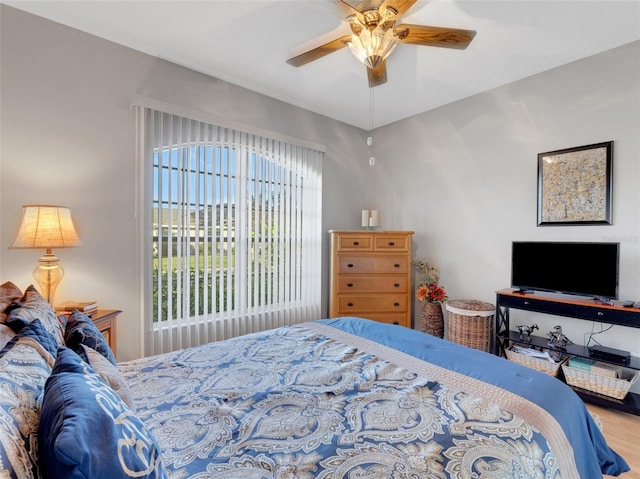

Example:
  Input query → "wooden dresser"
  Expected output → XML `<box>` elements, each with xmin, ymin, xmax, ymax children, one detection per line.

<box><xmin>329</xmin><ymin>230</ymin><xmax>414</xmax><ymax>327</ymax></box>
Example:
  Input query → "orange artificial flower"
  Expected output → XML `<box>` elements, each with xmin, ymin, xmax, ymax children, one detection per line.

<box><xmin>416</xmin><ymin>282</ymin><xmax>448</xmax><ymax>303</ymax></box>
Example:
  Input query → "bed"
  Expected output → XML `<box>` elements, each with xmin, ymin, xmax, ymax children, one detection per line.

<box><xmin>0</xmin><ymin>282</ymin><xmax>631</xmax><ymax>478</ymax></box>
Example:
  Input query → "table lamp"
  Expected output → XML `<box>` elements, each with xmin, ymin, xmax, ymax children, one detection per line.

<box><xmin>10</xmin><ymin>205</ymin><xmax>81</xmax><ymax>305</ymax></box>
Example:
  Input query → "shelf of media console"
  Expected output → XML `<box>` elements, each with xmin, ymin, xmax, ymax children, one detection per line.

<box><xmin>495</xmin><ymin>289</ymin><xmax>640</xmax><ymax>416</ymax></box>
<box><xmin>499</xmin><ymin>330</ymin><xmax>640</xmax><ymax>370</ymax></box>
<box><xmin>498</xmin><ymin>331</ymin><xmax>640</xmax><ymax>415</ymax></box>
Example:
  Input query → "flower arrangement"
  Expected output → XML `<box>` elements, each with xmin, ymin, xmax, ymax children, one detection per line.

<box><xmin>413</xmin><ymin>258</ymin><xmax>448</xmax><ymax>303</ymax></box>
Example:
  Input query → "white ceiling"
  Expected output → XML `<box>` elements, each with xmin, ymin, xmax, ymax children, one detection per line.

<box><xmin>5</xmin><ymin>0</ymin><xmax>640</xmax><ymax>129</ymax></box>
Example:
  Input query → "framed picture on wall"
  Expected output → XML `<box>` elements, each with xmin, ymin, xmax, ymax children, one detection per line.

<box><xmin>537</xmin><ymin>141</ymin><xmax>613</xmax><ymax>226</ymax></box>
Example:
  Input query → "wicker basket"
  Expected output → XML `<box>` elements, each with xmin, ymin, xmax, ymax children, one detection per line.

<box><xmin>562</xmin><ymin>365</ymin><xmax>638</xmax><ymax>400</ymax></box>
<box><xmin>506</xmin><ymin>347</ymin><xmax>568</xmax><ymax>376</ymax></box>
<box><xmin>446</xmin><ymin>299</ymin><xmax>494</xmax><ymax>352</ymax></box>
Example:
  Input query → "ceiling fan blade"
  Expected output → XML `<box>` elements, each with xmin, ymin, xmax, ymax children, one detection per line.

<box><xmin>380</xmin><ymin>0</ymin><xmax>417</xmax><ymax>18</ymax></box>
<box><xmin>367</xmin><ymin>60</ymin><xmax>387</xmax><ymax>87</ymax></box>
<box><xmin>286</xmin><ymin>35</ymin><xmax>352</xmax><ymax>67</ymax></box>
<box><xmin>394</xmin><ymin>24</ymin><xmax>476</xmax><ymax>49</ymax></box>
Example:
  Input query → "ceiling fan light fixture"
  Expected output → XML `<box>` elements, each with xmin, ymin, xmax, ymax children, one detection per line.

<box><xmin>348</xmin><ymin>23</ymin><xmax>397</xmax><ymax>69</ymax></box>
<box><xmin>287</xmin><ymin>1</ymin><xmax>476</xmax><ymax>88</ymax></box>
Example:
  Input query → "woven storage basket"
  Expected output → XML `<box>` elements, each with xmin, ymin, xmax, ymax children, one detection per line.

<box><xmin>506</xmin><ymin>347</ymin><xmax>568</xmax><ymax>376</ymax></box>
<box><xmin>445</xmin><ymin>299</ymin><xmax>495</xmax><ymax>352</ymax></box>
<box><xmin>562</xmin><ymin>365</ymin><xmax>638</xmax><ymax>400</ymax></box>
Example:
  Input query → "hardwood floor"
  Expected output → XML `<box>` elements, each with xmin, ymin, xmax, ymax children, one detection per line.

<box><xmin>586</xmin><ymin>404</ymin><xmax>640</xmax><ymax>479</ymax></box>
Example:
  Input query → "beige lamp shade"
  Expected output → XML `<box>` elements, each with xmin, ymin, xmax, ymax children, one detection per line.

<box><xmin>11</xmin><ymin>205</ymin><xmax>81</xmax><ymax>249</ymax></box>
<box><xmin>10</xmin><ymin>205</ymin><xmax>81</xmax><ymax>305</ymax></box>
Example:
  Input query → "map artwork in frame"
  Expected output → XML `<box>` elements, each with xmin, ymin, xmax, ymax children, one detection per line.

<box><xmin>537</xmin><ymin>141</ymin><xmax>613</xmax><ymax>225</ymax></box>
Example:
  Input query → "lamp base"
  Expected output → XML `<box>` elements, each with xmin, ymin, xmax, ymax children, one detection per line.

<box><xmin>34</xmin><ymin>252</ymin><xmax>64</xmax><ymax>306</ymax></box>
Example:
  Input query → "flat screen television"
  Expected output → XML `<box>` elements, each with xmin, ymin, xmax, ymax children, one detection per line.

<box><xmin>511</xmin><ymin>241</ymin><xmax>620</xmax><ymax>300</ymax></box>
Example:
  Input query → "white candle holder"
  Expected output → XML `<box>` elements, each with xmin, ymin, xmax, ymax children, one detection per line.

<box><xmin>361</xmin><ymin>209</ymin><xmax>379</xmax><ymax>230</ymax></box>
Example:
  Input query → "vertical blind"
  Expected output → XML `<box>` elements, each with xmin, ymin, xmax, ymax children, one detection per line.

<box><xmin>136</xmin><ymin>106</ymin><xmax>323</xmax><ymax>355</ymax></box>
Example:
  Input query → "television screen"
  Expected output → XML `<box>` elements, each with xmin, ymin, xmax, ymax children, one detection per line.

<box><xmin>511</xmin><ymin>241</ymin><xmax>619</xmax><ymax>299</ymax></box>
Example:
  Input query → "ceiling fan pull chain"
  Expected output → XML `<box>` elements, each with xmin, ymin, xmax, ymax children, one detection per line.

<box><xmin>369</xmin><ymin>87</ymin><xmax>375</xmax><ymax>166</ymax></box>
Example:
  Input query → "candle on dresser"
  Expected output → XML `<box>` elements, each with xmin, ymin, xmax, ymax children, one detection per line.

<box><xmin>361</xmin><ymin>210</ymin><xmax>370</xmax><ymax>227</ymax></box>
<box><xmin>369</xmin><ymin>210</ymin><xmax>378</xmax><ymax>227</ymax></box>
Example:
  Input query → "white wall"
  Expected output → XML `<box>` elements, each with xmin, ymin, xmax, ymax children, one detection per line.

<box><xmin>367</xmin><ymin>41</ymin><xmax>640</xmax><ymax>391</ymax></box>
<box><xmin>0</xmin><ymin>5</ymin><xmax>369</xmax><ymax>360</ymax></box>
<box><xmin>2</xmin><ymin>6</ymin><xmax>639</xmax><ymax>394</ymax></box>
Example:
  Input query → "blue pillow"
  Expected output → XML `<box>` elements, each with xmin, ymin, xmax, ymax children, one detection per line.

<box><xmin>39</xmin><ymin>347</ymin><xmax>167</xmax><ymax>479</ymax></box>
<box><xmin>5</xmin><ymin>285</ymin><xmax>66</xmax><ymax>347</ymax></box>
<box><xmin>0</xmin><ymin>320</ymin><xmax>56</xmax><ymax>479</ymax></box>
<box><xmin>2</xmin><ymin>317</ymin><xmax>59</xmax><ymax>359</ymax></box>
<box><xmin>64</xmin><ymin>309</ymin><xmax>116</xmax><ymax>365</ymax></box>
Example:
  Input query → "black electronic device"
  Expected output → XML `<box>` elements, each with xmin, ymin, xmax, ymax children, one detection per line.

<box><xmin>588</xmin><ymin>344</ymin><xmax>631</xmax><ymax>365</ymax></box>
<box><xmin>511</xmin><ymin>241</ymin><xmax>620</xmax><ymax>299</ymax></box>
<box><xmin>622</xmin><ymin>300</ymin><xmax>635</xmax><ymax>307</ymax></box>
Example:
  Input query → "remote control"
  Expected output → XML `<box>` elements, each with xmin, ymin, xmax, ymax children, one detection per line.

<box><xmin>622</xmin><ymin>300</ymin><xmax>635</xmax><ymax>307</ymax></box>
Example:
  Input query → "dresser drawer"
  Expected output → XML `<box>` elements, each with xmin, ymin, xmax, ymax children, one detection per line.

<box><xmin>338</xmin><ymin>256</ymin><xmax>409</xmax><ymax>274</ymax></box>
<box><xmin>374</xmin><ymin>235</ymin><xmax>410</xmax><ymax>252</ymax></box>
<box><xmin>336</xmin><ymin>234</ymin><xmax>373</xmax><ymax>251</ymax></box>
<box><xmin>498</xmin><ymin>293</ymin><xmax>640</xmax><ymax>328</ymax></box>
<box><xmin>337</xmin><ymin>276</ymin><xmax>408</xmax><ymax>293</ymax></box>
<box><xmin>337</xmin><ymin>294</ymin><xmax>408</xmax><ymax>314</ymax></box>
<box><xmin>335</xmin><ymin>312</ymin><xmax>409</xmax><ymax>327</ymax></box>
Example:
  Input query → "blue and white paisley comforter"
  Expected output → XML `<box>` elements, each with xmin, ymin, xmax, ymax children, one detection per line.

<box><xmin>118</xmin><ymin>317</ymin><xmax>628</xmax><ymax>479</ymax></box>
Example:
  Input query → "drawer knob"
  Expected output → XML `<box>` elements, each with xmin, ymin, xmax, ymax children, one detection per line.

<box><xmin>394</xmin><ymin>302</ymin><xmax>400</xmax><ymax>307</ymax></box>
<box><xmin>347</xmin><ymin>302</ymin><xmax>354</xmax><ymax>307</ymax></box>
<box><xmin>394</xmin><ymin>264</ymin><xmax>400</xmax><ymax>268</ymax></box>
<box><xmin>597</xmin><ymin>311</ymin><xmax>604</xmax><ymax>317</ymax></box>
<box><xmin>353</xmin><ymin>241</ymin><xmax>360</xmax><ymax>246</ymax></box>
<box><xmin>394</xmin><ymin>283</ymin><xmax>400</xmax><ymax>288</ymax></box>
<box><xmin>389</xmin><ymin>241</ymin><xmax>395</xmax><ymax>246</ymax></box>
<box><xmin>524</xmin><ymin>301</ymin><xmax>530</xmax><ymax>305</ymax></box>
<box><xmin>347</xmin><ymin>283</ymin><xmax>354</xmax><ymax>288</ymax></box>
<box><xmin>347</xmin><ymin>263</ymin><xmax>354</xmax><ymax>268</ymax></box>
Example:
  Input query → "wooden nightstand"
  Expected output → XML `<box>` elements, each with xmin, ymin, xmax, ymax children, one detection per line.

<box><xmin>88</xmin><ymin>310</ymin><xmax>121</xmax><ymax>357</ymax></box>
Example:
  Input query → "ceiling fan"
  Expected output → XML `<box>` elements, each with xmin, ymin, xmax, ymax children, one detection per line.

<box><xmin>286</xmin><ymin>0</ymin><xmax>476</xmax><ymax>88</ymax></box>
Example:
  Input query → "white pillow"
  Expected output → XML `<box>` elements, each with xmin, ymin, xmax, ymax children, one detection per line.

<box><xmin>79</xmin><ymin>344</ymin><xmax>135</xmax><ymax>409</ymax></box>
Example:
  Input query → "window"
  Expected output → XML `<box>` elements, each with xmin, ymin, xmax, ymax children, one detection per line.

<box><xmin>137</xmin><ymin>106</ymin><xmax>323</xmax><ymax>354</ymax></box>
